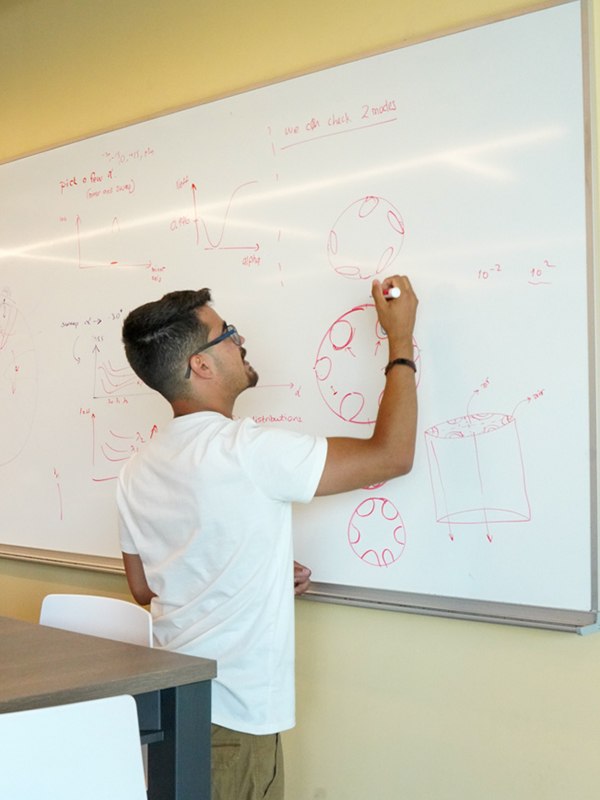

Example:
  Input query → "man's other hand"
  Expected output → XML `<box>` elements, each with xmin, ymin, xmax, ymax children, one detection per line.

<box><xmin>294</xmin><ymin>561</ymin><xmax>312</xmax><ymax>595</ymax></box>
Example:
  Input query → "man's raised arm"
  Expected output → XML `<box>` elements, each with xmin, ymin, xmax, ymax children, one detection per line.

<box><xmin>315</xmin><ymin>274</ymin><xmax>418</xmax><ymax>497</ymax></box>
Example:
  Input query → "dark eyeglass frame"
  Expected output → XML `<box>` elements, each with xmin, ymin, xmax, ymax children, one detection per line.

<box><xmin>185</xmin><ymin>324</ymin><xmax>241</xmax><ymax>379</ymax></box>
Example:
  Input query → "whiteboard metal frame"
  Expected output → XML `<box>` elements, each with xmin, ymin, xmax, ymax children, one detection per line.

<box><xmin>301</xmin><ymin>582</ymin><xmax>598</xmax><ymax>633</ymax></box>
<box><xmin>0</xmin><ymin>0</ymin><xmax>597</xmax><ymax>633</ymax></box>
<box><xmin>582</xmin><ymin>0</ymin><xmax>600</xmax><ymax>630</ymax></box>
<box><xmin>0</xmin><ymin>545</ymin><xmax>124</xmax><ymax>574</ymax></box>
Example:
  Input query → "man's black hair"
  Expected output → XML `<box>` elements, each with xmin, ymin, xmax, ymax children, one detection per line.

<box><xmin>122</xmin><ymin>289</ymin><xmax>212</xmax><ymax>402</ymax></box>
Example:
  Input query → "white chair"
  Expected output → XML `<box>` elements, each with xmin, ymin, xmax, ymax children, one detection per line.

<box><xmin>39</xmin><ymin>593</ymin><xmax>152</xmax><ymax>647</ymax></box>
<box><xmin>0</xmin><ymin>694</ymin><xmax>147</xmax><ymax>800</ymax></box>
<box><xmin>40</xmin><ymin>593</ymin><xmax>154</xmax><ymax>784</ymax></box>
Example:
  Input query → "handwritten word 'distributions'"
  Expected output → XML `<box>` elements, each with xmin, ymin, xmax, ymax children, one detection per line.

<box><xmin>252</xmin><ymin>414</ymin><xmax>303</xmax><ymax>424</ymax></box>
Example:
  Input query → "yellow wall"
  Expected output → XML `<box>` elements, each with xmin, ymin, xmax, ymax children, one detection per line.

<box><xmin>1</xmin><ymin>1</ymin><xmax>599</xmax><ymax>798</ymax></box>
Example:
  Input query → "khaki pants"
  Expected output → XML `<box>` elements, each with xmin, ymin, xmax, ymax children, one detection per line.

<box><xmin>211</xmin><ymin>724</ymin><xmax>284</xmax><ymax>800</ymax></box>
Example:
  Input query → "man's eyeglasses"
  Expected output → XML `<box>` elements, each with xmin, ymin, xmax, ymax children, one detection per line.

<box><xmin>185</xmin><ymin>324</ymin><xmax>241</xmax><ymax>378</ymax></box>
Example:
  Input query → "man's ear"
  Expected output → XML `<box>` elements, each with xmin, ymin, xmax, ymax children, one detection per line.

<box><xmin>188</xmin><ymin>353</ymin><xmax>214</xmax><ymax>380</ymax></box>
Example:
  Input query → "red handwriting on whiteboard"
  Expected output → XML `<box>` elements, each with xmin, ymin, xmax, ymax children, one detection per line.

<box><xmin>170</xmin><ymin>216</ymin><xmax>191</xmax><ymax>231</ymax></box>
<box><xmin>252</xmin><ymin>414</ymin><xmax>304</xmax><ymax>424</ymax></box>
<box><xmin>278</xmin><ymin>99</ymin><xmax>398</xmax><ymax>151</ymax></box>
<box><xmin>283</xmin><ymin>100</ymin><xmax>396</xmax><ymax>138</ymax></box>
<box><xmin>329</xmin><ymin>112</ymin><xmax>351</xmax><ymax>127</ymax></box>
<box><xmin>59</xmin><ymin>177</ymin><xmax>78</xmax><ymax>194</ymax></box>
<box><xmin>511</xmin><ymin>389</ymin><xmax>546</xmax><ymax>417</ymax></box>
<box><xmin>100</xmin><ymin>147</ymin><xmax>155</xmax><ymax>164</ymax></box>
<box><xmin>478</xmin><ymin>264</ymin><xmax>502</xmax><ymax>280</ymax></box>
<box><xmin>60</xmin><ymin>170</ymin><xmax>115</xmax><ymax>194</ymax></box>
<box><xmin>150</xmin><ymin>264</ymin><xmax>166</xmax><ymax>283</ymax></box>
<box><xmin>361</xmin><ymin>100</ymin><xmax>397</xmax><ymax>120</ymax></box>
<box><xmin>529</xmin><ymin>260</ymin><xmax>556</xmax><ymax>286</ymax></box>
<box><xmin>242</xmin><ymin>254</ymin><xmax>261</xmax><ymax>267</ymax></box>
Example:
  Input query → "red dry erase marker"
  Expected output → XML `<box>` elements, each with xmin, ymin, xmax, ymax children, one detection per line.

<box><xmin>382</xmin><ymin>287</ymin><xmax>401</xmax><ymax>299</ymax></box>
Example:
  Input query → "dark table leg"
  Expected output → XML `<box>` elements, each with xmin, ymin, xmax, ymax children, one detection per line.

<box><xmin>147</xmin><ymin>681</ymin><xmax>212</xmax><ymax>800</ymax></box>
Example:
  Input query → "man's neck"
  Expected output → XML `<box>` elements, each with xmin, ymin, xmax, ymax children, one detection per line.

<box><xmin>171</xmin><ymin>396</ymin><xmax>234</xmax><ymax>419</ymax></box>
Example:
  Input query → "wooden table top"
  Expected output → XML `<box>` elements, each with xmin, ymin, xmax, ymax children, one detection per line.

<box><xmin>0</xmin><ymin>615</ymin><xmax>216</xmax><ymax>714</ymax></box>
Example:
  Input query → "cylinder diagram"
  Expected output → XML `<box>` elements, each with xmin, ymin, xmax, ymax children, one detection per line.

<box><xmin>425</xmin><ymin>413</ymin><xmax>531</xmax><ymax>533</ymax></box>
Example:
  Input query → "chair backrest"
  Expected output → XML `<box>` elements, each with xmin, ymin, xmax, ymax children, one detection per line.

<box><xmin>40</xmin><ymin>594</ymin><xmax>152</xmax><ymax>647</ymax></box>
<box><xmin>0</xmin><ymin>695</ymin><xmax>147</xmax><ymax>800</ymax></box>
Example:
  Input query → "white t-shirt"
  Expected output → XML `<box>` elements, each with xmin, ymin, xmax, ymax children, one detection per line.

<box><xmin>117</xmin><ymin>411</ymin><xmax>327</xmax><ymax>735</ymax></box>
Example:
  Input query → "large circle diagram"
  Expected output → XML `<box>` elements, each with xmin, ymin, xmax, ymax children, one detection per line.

<box><xmin>0</xmin><ymin>296</ymin><xmax>37</xmax><ymax>465</ymax></box>
<box><xmin>314</xmin><ymin>304</ymin><xmax>420</xmax><ymax>425</ymax></box>
<box><xmin>348</xmin><ymin>497</ymin><xmax>406</xmax><ymax>567</ymax></box>
<box><xmin>327</xmin><ymin>196</ymin><xmax>405</xmax><ymax>280</ymax></box>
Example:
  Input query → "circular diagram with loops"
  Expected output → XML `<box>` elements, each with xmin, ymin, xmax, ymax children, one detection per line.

<box><xmin>327</xmin><ymin>196</ymin><xmax>405</xmax><ymax>280</ymax></box>
<box><xmin>314</xmin><ymin>303</ymin><xmax>420</xmax><ymax>425</ymax></box>
<box><xmin>348</xmin><ymin>497</ymin><xmax>407</xmax><ymax>567</ymax></box>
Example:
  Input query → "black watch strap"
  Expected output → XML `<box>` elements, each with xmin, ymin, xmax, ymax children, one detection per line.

<box><xmin>384</xmin><ymin>358</ymin><xmax>417</xmax><ymax>376</ymax></box>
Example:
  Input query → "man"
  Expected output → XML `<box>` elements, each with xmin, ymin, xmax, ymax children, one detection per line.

<box><xmin>117</xmin><ymin>275</ymin><xmax>418</xmax><ymax>800</ymax></box>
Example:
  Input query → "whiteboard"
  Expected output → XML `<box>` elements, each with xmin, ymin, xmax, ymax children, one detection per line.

<box><xmin>0</xmin><ymin>0</ymin><xmax>596</xmax><ymax>630</ymax></box>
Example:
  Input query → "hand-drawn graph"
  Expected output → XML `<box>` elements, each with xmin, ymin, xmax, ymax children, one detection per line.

<box><xmin>93</xmin><ymin>345</ymin><xmax>153</xmax><ymax>400</ymax></box>
<box><xmin>0</xmin><ymin>294</ymin><xmax>37</xmax><ymax>465</ymax></box>
<box><xmin>92</xmin><ymin>415</ymin><xmax>158</xmax><ymax>482</ymax></box>
<box><xmin>192</xmin><ymin>181</ymin><xmax>261</xmax><ymax>252</ymax></box>
<box><xmin>327</xmin><ymin>196</ymin><xmax>405</xmax><ymax>280</ymax></box>
<box><xmin>314</xmin><ymin>304</ymin><xmax>419</xmax><ymax>424</ymax></box>
<box><xmin>425</xmin><ymin>413</ymin><xmax>530</xmax><ymax>542</ymax></box>
<box><xmin>348</xmin><ymin>497</ymin><xmax>406</xmax><ymax>567</ymax></box>
<box><xmin>76</xmin><ymin>215</ymin><xmax>152</xmax><ymax>270</ymax></box>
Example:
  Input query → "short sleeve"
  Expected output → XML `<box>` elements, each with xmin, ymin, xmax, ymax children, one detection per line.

<box><xmin>116</xmin><ymin>478</ymin><xmax>140</xmax><ymax>555</ymax></box>
<box><xmin>237</xmin><ymin>421</ymin><xmax>327</xmax><ymax>503</ymax></box>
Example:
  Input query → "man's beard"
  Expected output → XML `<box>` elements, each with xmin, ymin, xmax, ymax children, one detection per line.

<box><xmin>247</xmin><ymin>367</ymin><xmax>259</xmax><ymax>388</ymax></box>
<box><xmin>241</xmin><ymin>348</ymin><xmax>259</xmax><ymax>388</ymax></box>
